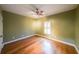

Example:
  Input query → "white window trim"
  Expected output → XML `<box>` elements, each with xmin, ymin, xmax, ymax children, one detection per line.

<box><xmin>44</xmin><ymin>21</ymin><xmax>51</xmax><ymax>35</ymax></box>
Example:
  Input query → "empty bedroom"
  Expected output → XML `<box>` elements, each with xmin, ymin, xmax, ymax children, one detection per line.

<box><xmin>0</xmin><ymin>4</ymin><xmax>79</xmax><ymax>54</ymax></box>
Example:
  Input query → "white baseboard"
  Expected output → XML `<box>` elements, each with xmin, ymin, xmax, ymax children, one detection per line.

<box><xmin>2</xmin><ymin>34</ymin><xmax>79</xmax><ymax>54</ymax></box>
<box><xmin>36</xmin><ymin>34</ymin><xmax>79</xmax><ymax>53</ymax></box>
<box><xmin>3</xmin><ymin>34</ymin><xmax>36</xmax><ymax>45</ymax></box>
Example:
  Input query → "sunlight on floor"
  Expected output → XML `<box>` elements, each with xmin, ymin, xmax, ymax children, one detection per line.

<box><xmin>40</xmin><ymin>38</ymin><xmax>56</xmax><ymax>54</ymax></box>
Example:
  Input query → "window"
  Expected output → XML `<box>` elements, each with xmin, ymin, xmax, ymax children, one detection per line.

<box><xmin>44</xmin><ymin>21</ymin><xmax>51</xmax><ymax>35</ymax></box>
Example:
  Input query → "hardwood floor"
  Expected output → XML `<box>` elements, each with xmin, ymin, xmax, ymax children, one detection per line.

<box><xmin>1</xmin><ymin>35</ymin><xmax>78</xmax><ymax>54</ymax></box>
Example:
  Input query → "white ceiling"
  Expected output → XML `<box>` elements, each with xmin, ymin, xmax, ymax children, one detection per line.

<box><xmin>0</xmin><ymin>4</ymin><xmax>78</xmax><ymax>18</ymax></box>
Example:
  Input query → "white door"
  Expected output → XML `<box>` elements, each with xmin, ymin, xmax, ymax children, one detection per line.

<box><xmin>0</xmin><ymin>9</ymin><xmax>3</xmax><ymax>53</ymax></box>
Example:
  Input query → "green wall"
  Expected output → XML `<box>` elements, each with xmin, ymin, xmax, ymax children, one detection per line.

<box><xmin>48</xmin><ymin>9</ymin><xmax>76</xmax><ymax>44</ymax></box>
<box><xmin>3</xmin><ymin>8</ymin><xmax>78</xmax><ymax>46</ymax></box>
<box><xmin>35</xmin><ymin>17</ymin><xmax>47</xmax><ymax>35</ymax></box>
<box><xmin>37</xmin><ymin>9</ymin><xmax>76</xmax><ymax>44</ymax></box>
<box><xmin>3</xmin><ymin>11</ymin><xmax>35</xmax><ymax>43</ymax></box>
<box><xmin>0</xmin><ymin>8</ymin><xmax>3</xmax><ymax>53</ymax></box>
<box><xmin>76</xmin><ymin>6</ymin><xmax>79</xmax><ymax>49</ymax></box>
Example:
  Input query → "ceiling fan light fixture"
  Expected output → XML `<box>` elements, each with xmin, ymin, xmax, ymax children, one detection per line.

<box><xmin>35</xmin><ymin>8</ymin><xmax>44</xmax><ymax>16</ymax></box>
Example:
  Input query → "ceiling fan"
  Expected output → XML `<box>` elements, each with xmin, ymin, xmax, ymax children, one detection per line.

<box><xmin>27</xmin><ymin>4</ymin><xmax>45</xmax><ymax>18</ymax></box>
<box><xmin>35</xmin><ymin>8</ymin><xmax>44</xmax><ymax>15</ymax></box>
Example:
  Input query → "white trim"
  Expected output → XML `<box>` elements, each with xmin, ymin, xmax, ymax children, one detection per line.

<box><xmin>3</xmin><ymin>34</ymin><xmax>36</xmax><ymax>45</ymax></box>
<box><xmin>73</xmin><ymin>45</ymin><xmax>79</xmax><ymax>54</ymax></box>
<box><xmin>36</xmin><ymin>34</ymin><xmax>79</xmax><ymax>53</ymax></box>
<box><xmin>2</xmin><ymin>34</ymin><xmax>79</xmax><ymax>53</ymax></box>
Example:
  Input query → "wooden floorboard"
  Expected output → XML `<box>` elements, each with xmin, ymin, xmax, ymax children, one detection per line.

<box><xmin>1</xmin><ymin>35</ymin><xmax>78</xmax><ymax>54</ymax></box>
